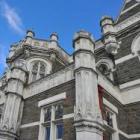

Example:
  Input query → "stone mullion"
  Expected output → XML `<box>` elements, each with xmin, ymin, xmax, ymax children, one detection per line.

<box><xmin>50</xmin><ymin>105</ymin><xmax>56</xmax><ymax>140</ymax></box>
<box><xmin>37</xmin><ymin>62</ymin><xmax>41</xmax><ymax>80</ymax></box>
<box><xmin>112</xmin><ymin>114</ymin><xmax>119</xmax><ymax>140</ymax></box>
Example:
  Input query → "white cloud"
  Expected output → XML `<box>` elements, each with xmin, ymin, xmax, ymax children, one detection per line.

<box><xmin>0</xmin><ymin>1</ymin><xmax>24</xmax><ymax>35</ymax></box>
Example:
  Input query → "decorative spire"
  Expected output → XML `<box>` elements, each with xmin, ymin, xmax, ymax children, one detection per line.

<box><xmin>26</xmin><ymin>29</ymin><xmax>35</xmax><ymax>38</ymax></box>
<box><xmin>50</xmin><ymin>32</ymin><xmax>58</xmax><ymax>41</ymax></box>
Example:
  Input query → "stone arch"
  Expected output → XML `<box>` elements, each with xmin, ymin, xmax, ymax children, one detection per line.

<box><xmin>96</xmin><ymin>58</ymin><xmax>114</xmax><ymax>80</ymax></box>
<box><xmin>27</xmin><ymin>58</ymin><xmax>52</xmax><ymax>82</ymax></box>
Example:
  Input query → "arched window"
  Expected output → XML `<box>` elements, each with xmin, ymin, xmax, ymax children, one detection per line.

<box><xmin>31</xmin><ymin>61</ymin><xmax>46</xmax><ymax>82</ymax></box>
<box><xmin>96</xmin><ymin>58</ymin><xmax>114</xmax><ymax>81</ymax></box>
<box><xmin>98</xmin><ymin>64</ymin><xmax>110</xmax><ymax>76</ymax></box>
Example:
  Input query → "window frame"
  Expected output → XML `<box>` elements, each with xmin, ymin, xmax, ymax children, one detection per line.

<box><xmin>31</xmin><ymin>61</ymin><xmax>47</xmax><ymax>82</ymax></box>
<box><xmin>102</xmin><ymin>98</ymin><xmax>119</xmax><ymax>140</ymax></box>
<box><xmin>38</xmin><ymin>93</ymin><xmax>66</xmax><ymax>140</ymax></box>
<box><xmin>27</xmin><ymin>58</ymin><xmax>52</xmax><ymax>83</ymax></box>
<box><xmin>42</xmin><ymin>103</ymin><xmax>64</xmax><ymax>140</ymax></box>
<box><xmin>96</xmin><ymin>58</ymin><xmax>114</xmax><ymax>81</ymax></box>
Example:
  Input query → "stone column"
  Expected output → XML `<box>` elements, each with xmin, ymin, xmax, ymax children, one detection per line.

<box><xmin>73</xmin><ymin>31</ymin><xmax>104</xmax><ymax>140</ymax></box>
<box><xmin>0</xmin><ymin>60</ymin><xmax>27</xmax><ymax>140</ymax></box>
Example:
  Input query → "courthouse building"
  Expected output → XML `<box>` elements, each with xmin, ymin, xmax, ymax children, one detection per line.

<box><xmin>1</xmin><ymin>0</ymin><xmax>140</xmax><ymax>139</ymax></box>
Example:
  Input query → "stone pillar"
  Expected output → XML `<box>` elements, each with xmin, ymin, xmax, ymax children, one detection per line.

<box><xmin>73</xmin><ymin>31</ymin><xmax>104</xmax><ymax>140</ymax></box>
<box><xmin>25</xmin><ymin>29</ymin><xmax>35</xmax><ymax>45</ymax></box>
<box><xmin>100</xmin><ymin>16</ymin><xmax>119</xmax><ymax>55</ymax></box>
<box><xmin>0</xmin><ymin>60</ymin><xmax>27</xmax><ymax>140</ymax></box>
<box><xmin>50</xmin><ymin>32</ymin><xmax>58</xmax><ymax>42</ymax></box>
<box><xmin>49</xmin><ymin>32</ymin><xmax>59</xmax><ymax>51</ymax></box>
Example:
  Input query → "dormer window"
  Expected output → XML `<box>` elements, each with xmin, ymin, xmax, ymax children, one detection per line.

<box><xmin>31</xmin><ymin>61</ymin><xmax>46</xmax><ymax>82</ymax></box>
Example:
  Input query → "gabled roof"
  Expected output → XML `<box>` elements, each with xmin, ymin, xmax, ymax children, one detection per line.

<box><xmin>116</xmin><ymin>0</ymin><xmax>140</xmax><ymax>24</ymax></box>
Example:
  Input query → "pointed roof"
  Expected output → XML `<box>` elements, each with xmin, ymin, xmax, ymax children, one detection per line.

<box><xmin>116</xmin><ymin>0</ymin><xmax>140</xmax><ymax>23</ymax></box>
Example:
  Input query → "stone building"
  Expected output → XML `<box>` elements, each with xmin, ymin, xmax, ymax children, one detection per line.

<box><xmin>0</xmin><ymin>0</ymin><xmax>140</xmax><ymax>139</ymax></box>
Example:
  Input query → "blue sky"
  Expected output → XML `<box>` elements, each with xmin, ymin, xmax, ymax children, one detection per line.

<box><xmin>0</xmin><ymin>0</ymin><xmax>123</xmax><ymax>76</ymax></box>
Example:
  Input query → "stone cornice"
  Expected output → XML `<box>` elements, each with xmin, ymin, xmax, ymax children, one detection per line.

<box><xmin>115</xmin><ymin>12</ymin><xmax>140</xmax><ymax>32</ymax></box>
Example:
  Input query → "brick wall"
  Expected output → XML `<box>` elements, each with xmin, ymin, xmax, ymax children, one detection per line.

<box><xmin>116</xmin><ymin>56</ymin><xmax>140</xmax><ymax>84</ymax></box>
<box><xmin>19</xmin><ymin>126</ymin><xmax>39</xmax><ymax>140</ymax></box>
<box><xmin>19</xmin><ymin>80</ymin><xmax>75</xmax><ymax>140</ymax></box>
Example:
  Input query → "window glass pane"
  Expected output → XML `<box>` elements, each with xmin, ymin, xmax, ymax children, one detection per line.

<box><xmin>98</xmin><ymin>64</ymin><xmax>109</xmax><ymax>75</ymax></box>
<box><xmin>103</xmin><ymin>107</ymin><xmax>113</xmax><ymax>127</ymax></box>
<box><xmin>44</xmin><ymin>107</ymin><xmax>51</xmax><ymax>122</ymax></box>
<box><xmin>46</xmin><ymin>127</ymin><xmax>50</xmax><ymax>140</ymax></box>
<box><xmin>56</xmin><ymin>124</ymin><xmax>63</xmax><ymax>139</ymax></box>
<box><xmin>55</xmin><ymin>104</ymin><xmax>63</xmax><ymax>119</ymax></box>
<box><xmin>32</xmin><ymin>72</ymin><xmax>37</xmax><ymax>81</ymax></box>
<box><xmin>32</xmin><ymin>62</ymin><xmax>39</xmax><ymax>73</ymax></box>
<box><xmin>31</xmin><ymin>62</ymin><xmax>39</xmax><ymax>82</ymax></box>
<box><xmin>39</xmin><ymin>63</ymin><xmax>46</xmax><ymax>78</ymax></box>
<box><xmin>40</xmin><ymin>63</ymin><xmax>45</xmax><ymax>73</ymax></box>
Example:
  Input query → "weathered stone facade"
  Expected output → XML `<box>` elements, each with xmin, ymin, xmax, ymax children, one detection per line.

<box><xmin>1</xmin><ymin>0</ymin><xmax>140</xmax><ymax>140</ymax></box>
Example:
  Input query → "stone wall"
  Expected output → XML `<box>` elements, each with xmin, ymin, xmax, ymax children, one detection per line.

<box><xmin>19</xmin><ymin>126</ymin><xmax>39</xmax><ymax>140</ymax></box>
<box><xmin>125</xmin><ymin>102</ymin><xmax>140</xmax><ymax>134</ymax></box>
<box><xmin>116</xmin><ymin>56</ymin><xmax>140</xmax><ymax>84</ymax></box>
<box><xmin>115</xmin><ymin>29</ymin><xmax>140</xmax><ymax>60</ymax></box>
